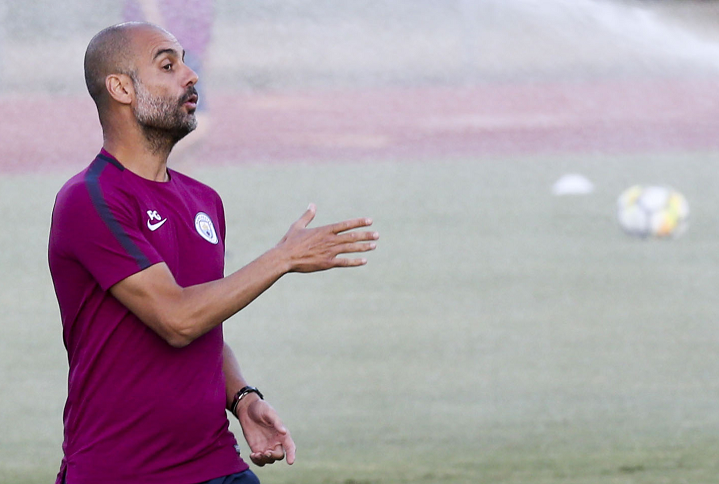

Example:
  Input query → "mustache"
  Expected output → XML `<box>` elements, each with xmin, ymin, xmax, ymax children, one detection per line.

<box><xmin>180</xmin><ymin>86</ymin><xmax>199</xmax><ymax>105</ymax></box>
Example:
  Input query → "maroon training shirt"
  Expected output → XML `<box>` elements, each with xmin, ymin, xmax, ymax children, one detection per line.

<box><xmin>48</xmin><ymin>150</ymin><xmax>248</xmax><ymax>484</ymax></box>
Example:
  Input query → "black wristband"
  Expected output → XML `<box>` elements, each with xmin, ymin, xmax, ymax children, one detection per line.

<box><xmin>230</xmin><ymin>386</ymin><xmax>264</xmax><ymax>415</ymax></box>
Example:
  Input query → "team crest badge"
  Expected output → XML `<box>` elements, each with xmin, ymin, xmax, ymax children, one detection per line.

<box><xmin>194</xmin><ymin>212</ymin><xmax>218</xmax><ymax>244</ymax></box>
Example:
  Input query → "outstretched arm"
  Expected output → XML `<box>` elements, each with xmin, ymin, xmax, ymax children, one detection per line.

<box><xmin>223</xmin><ymin>344</ymin><xmax>296</xmax><ymax>466</ymax></box>
<box><xmin>109</xmin><ymin>204</ymin><xmax>378</xmax><ymax>347</ymax></box>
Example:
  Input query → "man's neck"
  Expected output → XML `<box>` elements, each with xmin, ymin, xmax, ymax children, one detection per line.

<box><xmin>103</xmin><ymin>127</ymin><xmax>173</xmax><ymax>182</ymax></box>
<box><xmin>103</xmin><ymin>140</ymin><xmax>170</xmax><ymax>182</ymax></box>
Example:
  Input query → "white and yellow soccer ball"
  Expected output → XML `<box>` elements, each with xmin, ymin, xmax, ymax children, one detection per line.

<box><xmin>617</xmin><ymin>185</ymin><xmax>689</xmax><ymax>238</ymax></box>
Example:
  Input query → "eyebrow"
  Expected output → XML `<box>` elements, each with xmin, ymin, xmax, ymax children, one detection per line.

<box><xmin>153</xmin><ymin>48</ymin><xmax>185</xmax><ymax>61</ymax></box>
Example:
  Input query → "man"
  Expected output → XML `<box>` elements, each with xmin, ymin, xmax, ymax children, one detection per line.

<box><xmin>48</xmin><ymin>22</ymin><xmax>378</xmax><ymax>484</ymax></box>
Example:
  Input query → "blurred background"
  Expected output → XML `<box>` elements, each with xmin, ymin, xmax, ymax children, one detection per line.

<box><xmin>5</xmin><ymin>0</ymin><xmax>719</xmax><ymax>170</ymax></box>
<box><xmin>4</xmin><ymin>1</ymin><xmax>719</xmax><ymax>483</ymax></box>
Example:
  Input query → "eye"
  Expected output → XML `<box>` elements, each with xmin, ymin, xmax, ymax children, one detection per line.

<box><xmin>162</xmin><ymin>63</ymin><xmax>173</xmax><ymax>71</ymax></box>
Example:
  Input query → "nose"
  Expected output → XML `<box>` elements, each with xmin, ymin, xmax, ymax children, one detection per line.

<box><xmin>184</xmin><ymin>64</ymin><xmax>199</xmax><ymax>88</ymax></box>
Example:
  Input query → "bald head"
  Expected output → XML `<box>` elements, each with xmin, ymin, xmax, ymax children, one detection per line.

<box><xmin>83</xmin><ymin>22</ymin><xmax>168</xmax><ymax>109</ymax></box>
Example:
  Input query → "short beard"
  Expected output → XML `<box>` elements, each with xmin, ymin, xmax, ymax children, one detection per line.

<box><xmin>131</xmin><ymin>75</ymin><xmax>198</xmax><ymax>155</ymax></box>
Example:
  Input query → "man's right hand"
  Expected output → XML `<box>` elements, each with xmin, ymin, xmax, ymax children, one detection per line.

<box><xmin>275</xmin><ymin>203</ymin><xmax>379</xmax><ymax>273</ymax></box>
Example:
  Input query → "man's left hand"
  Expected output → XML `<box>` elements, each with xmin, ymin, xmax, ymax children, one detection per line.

<box><xmin>236</xmin><ymin>396</ymin><xmax>296</xmax><ymax>466</ymax></box>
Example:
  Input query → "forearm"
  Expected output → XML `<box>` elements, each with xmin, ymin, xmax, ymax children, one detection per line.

<box><xmin>223</xmin><ymin>343</ymin><xmax>250</xmax><ymax>411</ymax></box>
<box><xmin>172</xmin><ymin>247</ymin><xmax>289</xmax><ymax>344</ymax></box>
<box><xmin>223</xmin><ymin>344</ymin><xmax>263</xmax><ymax>422</ymax></box>
<box><xmin>111</xmin><ymin>247</ymin><xmax>290</xmax><ymax>347</ymax></box>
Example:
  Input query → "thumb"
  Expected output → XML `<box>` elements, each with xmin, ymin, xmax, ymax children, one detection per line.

<box><xmin>295</xmin><ymin>203</ymin><xmax>316</xmax><ymax>228</ymax></box>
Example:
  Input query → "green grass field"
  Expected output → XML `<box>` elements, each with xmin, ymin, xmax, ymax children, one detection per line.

<box><xmin>4</xmin><ymin>152</ymin><xmax>719</xmax><ymax>483</ymax></box>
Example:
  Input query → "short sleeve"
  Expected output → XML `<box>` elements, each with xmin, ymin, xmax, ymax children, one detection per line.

<box><xmin>52</xmin><ymin>172</ymin><xmax>164</xmax><ymax>291</ymax></box>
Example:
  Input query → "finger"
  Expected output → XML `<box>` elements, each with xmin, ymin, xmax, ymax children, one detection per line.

<box><xmin>250</xmin><ymin>451</ymin><xmax>277</xmax><ymax>466</ymax></box>
<box><xmin>331</xmin><ymin>257</ymin><xmax>369</xmax><ymax>268</ymax></box>
<box><xmin>266</xmin><ymin>411</ymin><xmax>286</xmax><ymax>432</ymax></box>
<box><xmin>335</xmin><ymin>230</ymin><xmax>380</xmax><ymax>244</ymax></box>
<box><xmin>250</xmin><ymin>453</ymin><xmax>266</xmax><ymax>467</ymax></box>
<box><xmin>283</xmin><ymin>434</ymin><xmax>297</xmax><ymax>465</ymax></box>
<box><xmin>294</xmin><ymin>203</ymin><xmax>317</xmax><ymax>229</ymax></box>
<box><xmin>261</xmin><ymin>411</ymin><xmax>288</xmax><ymax>437</ymax></box>
<box><xmin>334</xmin><ymin>242</ymin><xmax>377</xmax><ymax>256</ymax></box>
<box><xmin>264</xmin><ymin>448</ymin><xmax>281</xmax><ymax>463</ymax></box>
<box><xmin>330</xmin><ymin>217</ymin><xmax>373</xmax><ymax>234</ymax></box>
<box><xmin>270</xmin><ymin>444</ymin><xmax>285</xmax><ymax>462</ymax></box>
<box><xmin>250</xmin><ymin>447</ymin><xmax>282</xmax><ymax>467</ymax></box>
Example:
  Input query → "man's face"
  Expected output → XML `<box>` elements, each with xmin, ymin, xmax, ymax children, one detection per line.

<box><xmin>130</xmin><ymin>27</ymin><xmax>199</xmax><ymax>140</ymax></box>
<box><xmin>132</xmin><ymin>74</ymin><xmax>197</xmax><ymax>139</ymax></box>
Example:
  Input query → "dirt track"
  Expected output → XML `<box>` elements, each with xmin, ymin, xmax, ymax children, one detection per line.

<box><xmin>4</xmin><ymin>75</ymin><xmax>719</xmax><ymax>174</ymax></box>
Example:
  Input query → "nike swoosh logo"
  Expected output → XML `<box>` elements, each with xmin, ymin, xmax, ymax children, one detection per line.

<box><xmin>147</xmin><ymin>218</ymin><xmax>168</xmax><ymax>231</ymax></box>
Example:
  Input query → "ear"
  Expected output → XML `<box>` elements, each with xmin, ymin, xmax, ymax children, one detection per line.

<box><xmin>105</xmin><ymin>73</ymin><xmax>134</xmax><ymax>105</ymax></box>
